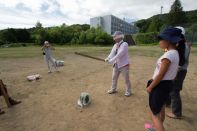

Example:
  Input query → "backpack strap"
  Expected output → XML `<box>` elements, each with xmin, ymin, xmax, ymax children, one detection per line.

<box><xmin>115</xmin><ymin>41</ymin><xmax>124</xmax><ymax>55</ymax></box>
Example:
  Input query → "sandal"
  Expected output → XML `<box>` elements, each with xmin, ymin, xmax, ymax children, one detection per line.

<box><xmin>166</xmin><ymin>112</ymin><xmax>181</xmax><ymax>119</ymax></box>
<box><xmin>145</xmin><ymin>123</ymin><xmax>155</xmax><ymax>131</ymax></box>
<box><xmin>9</xmin><ymin>98</ymin><xmax>21</xmax><ymax>106</ymax></box>
<box><xmin>0</xmin><ymin>109</ymin><xmax>5</xmax><ymax>115</ymax></box>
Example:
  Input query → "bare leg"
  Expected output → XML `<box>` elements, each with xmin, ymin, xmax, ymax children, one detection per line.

<box><xmin>150</xmin><ymin>109</ymin><xmax>165</xmax><ymax>131</ymax></box>
<box><xmin>49</xmin><ymin>57</ymin><xmax>58</xmax><ymax>71</ymax></box>
<box><xmin>159</xmin><ymin>106</ymin><xmax>165</xmax><ymax>122</ymax></box>
<box><xmin>45</xmin><ymin>57</ymin><xmax>51</xmax><ymax>72</ymax></box>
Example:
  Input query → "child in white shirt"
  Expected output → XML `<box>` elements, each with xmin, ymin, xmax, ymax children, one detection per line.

<box><xmin>145</xmin><ymin>27</ymin><xmax>184</xmax><ymax>131</ymax></box>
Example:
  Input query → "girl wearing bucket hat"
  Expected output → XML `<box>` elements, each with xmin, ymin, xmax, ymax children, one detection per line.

<box><xmin>105</xmin><ymin>31</ymin><xmax>132</xmax><ymax>97</ymax></box>
<box><xmin>145</xmin><ymin>27</ymin><xmax>184</xmax><ymax>131</ymax></box>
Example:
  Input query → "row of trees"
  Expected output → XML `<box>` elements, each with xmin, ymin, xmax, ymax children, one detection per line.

<box><xmin>0</xmin><ymin>29</ymin><xmax>31</xmax><ymax>44</ymax></box>
<box><xmin>0</xmin><ymin>22</ymin><xmax>113</xmax><ymax>46</ymax></box>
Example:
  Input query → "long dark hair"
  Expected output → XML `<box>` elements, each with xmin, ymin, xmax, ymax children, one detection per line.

<box><xmin>176</xmin><ymin>34</ymin><xmax>186</xmax><ymax>66</ymax></box>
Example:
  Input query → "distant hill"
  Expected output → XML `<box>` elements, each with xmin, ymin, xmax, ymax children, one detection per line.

<box><xmin>135</xmin><ymin>9</ymin><xmax>197</xmax><ymax>33</ymax></box>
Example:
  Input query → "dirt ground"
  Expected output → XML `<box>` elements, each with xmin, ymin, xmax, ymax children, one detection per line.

<box><xmin>0</xmin><ymin>47</ymin><xmax>196</xmax><ymax>131</ymax></box>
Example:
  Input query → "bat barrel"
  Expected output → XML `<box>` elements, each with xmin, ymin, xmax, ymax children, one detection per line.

<box><xmin>74</xmin><ymin>52</ymin><xmax>105</xmax><ymax>62</ymax></box>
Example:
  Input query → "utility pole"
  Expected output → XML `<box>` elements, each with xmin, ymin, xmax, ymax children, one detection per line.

<box><xmin>160</xmin><ymin>6</ymin><xmax>163</xmax><ymax>15</ymax></box>
<box><xmin>160</xmin><ymin>6</ymin><xmax>163</xmax><ymax>19</ymax></box>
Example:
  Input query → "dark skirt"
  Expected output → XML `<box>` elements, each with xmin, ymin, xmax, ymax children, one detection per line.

<box><xmin>147</xmin><ymin>80</ymin><xmax>173</xmax><ymax>115</ymax></box>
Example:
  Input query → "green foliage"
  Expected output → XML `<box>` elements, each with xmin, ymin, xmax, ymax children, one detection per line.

<box><xmin>167</xmin><ymin>0</ymin><xmax>187</xmax><ymax>26</ymax></box>
<box><xmin>35</xmin><ymin>21</ymin><xmax>42</xmax><ymax>28</ymax></box>
<box><xmin>186</xmin><ymin>10</ymin><xmax>197</xmax><ymax>23</ymax></box>
<box><xmin>0</xmin><ymin>21</ymin><xmax>113</xmax><ymax>46</ymax></box>
<box><xmin>74</xmin><ymin>27</ymin><xmax>113</xmax><ymax>45</ymax></box>
<box><xmin>134</xmin><ymin>32</ymin><xmax>159</xmax><ymax>45</ymax></box>
<box><xmin>0</xmin><ymin>28</ymin><xmax>30</xmax><ymax>43</ymax></box>
<box><xmin>94</xmin><ymin>28</ymin><xmax>113</xmax><ymax>45</ymax></box>
<box><xmin>147</xmin><ymin>17</ymin><xmax>163</xmax><ymax>32</ymax></box>
<box><xmin>86</xmin><ymin>28</ymin><xmax>96</xmax><ymax>43</ymax></box>
<box><xmin>135</xmin><ymin>19</ymin><xmax>151</xmax><ymax>33</ymax></box>
<box><xmin>185</xmin><ymin>24</ymin><xmax>197</xmax><ymax>42</ymax></box>
<box><xmin>32</xmin><ymin>28</ymin><xmax>49</xmax><ymax>45</ymax></box>
<box><xmin>78</xmin><ymin>31</ymin><xmax>86</xmax><ymax>44</ymax></box>
<box><xmin>135</xmin><ymin>2</ymin><xmax>197</xmax><ymax>33</ymax></box>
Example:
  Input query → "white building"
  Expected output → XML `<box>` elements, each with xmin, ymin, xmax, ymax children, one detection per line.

<box><xmin>90</xmin><ymin>15</ymin><xmax>137</xmax><ymax>35</ymax></box>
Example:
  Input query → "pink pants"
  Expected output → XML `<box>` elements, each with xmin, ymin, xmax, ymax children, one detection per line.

<box><xmin>111</xmin><ymin>64</ymin><xmax>132</xmax><ymax>93</ymax></box>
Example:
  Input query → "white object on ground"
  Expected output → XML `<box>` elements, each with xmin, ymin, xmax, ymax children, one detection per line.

<box><xmin>56</xmin><ymin>60</ymin><xmax>64</xmax><ymax>66</ymax></box>
<box><xmin>52</xmin><ymin>58</ymin><xmax>64</xmax><ymax>67</ymax></box>
<box><xmin>77</xmin><ymin>92</ymin><xmax>91</xmax><ymax>107</ymax></box>
<box><xmin>27</xmin><ymin>74</ymin><xmax>41</xmax><ymax>81</ymax></box>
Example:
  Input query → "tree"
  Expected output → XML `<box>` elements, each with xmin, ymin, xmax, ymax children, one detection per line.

<box><xmin>78</xmin><ymin>31</ymin><xmax>86</xmax><ymax>44</ymax></box>
<box><xmin>35</xmin><ymin>21</ymin><xmax>42</xmax><ymax>28</ymax></box>
<box><xmin>185</xmin><ymin>24</ymin><xmax>197</xmax><ymax>42</ymax></box>
<box><xmin>0</xmin><ymin>23</ymin><xmax>113</xmax><ymax>45</ymax></box>
<box><xmin>147</xmin><ymin>17</ymin><xmax>163</xmax><ymax>32</ymax></box>
<box><xmin>94</xmin><ymin>28</ymin><xmax>113</xmax><ymax>45</ymax></box>
<box><xmin>0</xmin><ymin>29</ymin><xmax>17</xmax><ymax>43</ymax></box>
<box><xmin>167</xmin><ymin>0</ymin><xmax>187</xmax><ymax>26</ymax></box>
<box><xmin>135</xmin><ymin>19</ymin><xmax>151</xmax><ymax>33</ymax></box>
<box><xmin>86</xmin><ymin>28</ymin><xmax>96</xmax><ymax>43</ymax></box>
<box><xmin>33</xmin><ymin>28</ymin><xmax>49</xmax><ymax>44</ymax></box>
<box><xmin>61</xmin><ymin>23</ymin><xmax>67</xmax><ymax>28</ymax></box>
<box><xmin>81</xmin><ymin>24</ymin><xmax>90</xmax><ymax>31</ymax></box>
<box><xmin>15</xmin><ymin>29</ymin><xmax>30</xmax><ymax>42</ymax></box>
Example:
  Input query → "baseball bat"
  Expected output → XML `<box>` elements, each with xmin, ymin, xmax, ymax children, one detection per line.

<box><xmin>74</xmin><ymin>52</ymin><xmax>105</xmax><ymax>62</ymax></box>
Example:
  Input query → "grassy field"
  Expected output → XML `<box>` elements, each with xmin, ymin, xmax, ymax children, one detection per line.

<box><xmin>1</xmin><ymin>45</ymin><xmax>197</xmax><ymax>59</ymax></box>
<box><xmin>0</xmin><ymin>46</ymin><xmax>197</xmax><ymax>131</ymax></box>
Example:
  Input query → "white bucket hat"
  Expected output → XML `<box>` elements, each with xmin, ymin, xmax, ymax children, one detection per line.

<box><xmin>175</xmin><ymin>26</ymin><xmax>185</xmax><ymax>35</ymax></box>
<box><xmin>77</xmin><ymin>92</ymin><xmax>91</xmax><ymax>107</ymax></box>
<box><xmin>112</xmin><ymin>31</ymin><xmax>124</xmax><ymax>40</ymax></box>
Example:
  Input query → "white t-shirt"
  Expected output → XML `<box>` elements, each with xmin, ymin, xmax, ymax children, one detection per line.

<box><xmin>152</xmin><ymin>50</ymin><xmax>179</xmax><ymax>80</ymax></box>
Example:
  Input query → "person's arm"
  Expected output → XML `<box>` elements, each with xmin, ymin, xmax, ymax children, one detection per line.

<box><xmin>109</xmin><ymin>43</ymin><xmax>127</xmax><ymax>63</ymax></box>
<box><xmin>187</xmin><ymin>41</ymin><xmax>192</xmax><ymax>48</ymax></box>
<box><xmin>41</xmin><ymin>46</ymin><xmax>45</xmax><ymax>50</ymax></box>
<box><xmin>105</xmin><ymin>45</ymin><xmax>116</xmax><ymax>61</ymax></box>
<box><xmin>47</xmin><ymin>44</ymin><xmax>55</xmax><ymax>50</ymax></box>
<box><xmin>147</xmin><ymin>58</ymin><xmax>171</xmax><ymax>93</ymax></box>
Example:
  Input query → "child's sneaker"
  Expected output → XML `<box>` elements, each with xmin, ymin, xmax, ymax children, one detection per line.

<box><xmin>124</xmin><ymin>92</ymin><xmax>131</xmax><ymax>97</ymax></box>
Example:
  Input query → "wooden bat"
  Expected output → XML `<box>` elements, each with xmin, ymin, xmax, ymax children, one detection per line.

<box><xmin>74</xmin><ymin>52</ymin><xmax>105</xmax><ymax>62</ymax></box>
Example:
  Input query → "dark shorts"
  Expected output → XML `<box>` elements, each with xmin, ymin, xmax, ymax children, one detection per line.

<box><xmin>147</xmin><ymin>80</ymin><xmax>173</xmax><ymax>115</ymax></box>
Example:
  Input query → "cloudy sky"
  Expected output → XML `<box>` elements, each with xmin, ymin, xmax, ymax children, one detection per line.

<box><xmin>0</xmin><ymin>0</ymin><xmax>196</xmax><ymax>29</ymax></box>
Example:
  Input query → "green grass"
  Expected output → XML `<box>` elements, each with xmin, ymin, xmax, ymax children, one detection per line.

<box><xmin>0</xmin><ymin>46</ymin><xmax>197</xmax><ymax>59</ymax></box>
<box><xmin>0</xmin><ymin>46</ymin><xmax>41</xmax><ymax>58</ymax></box>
